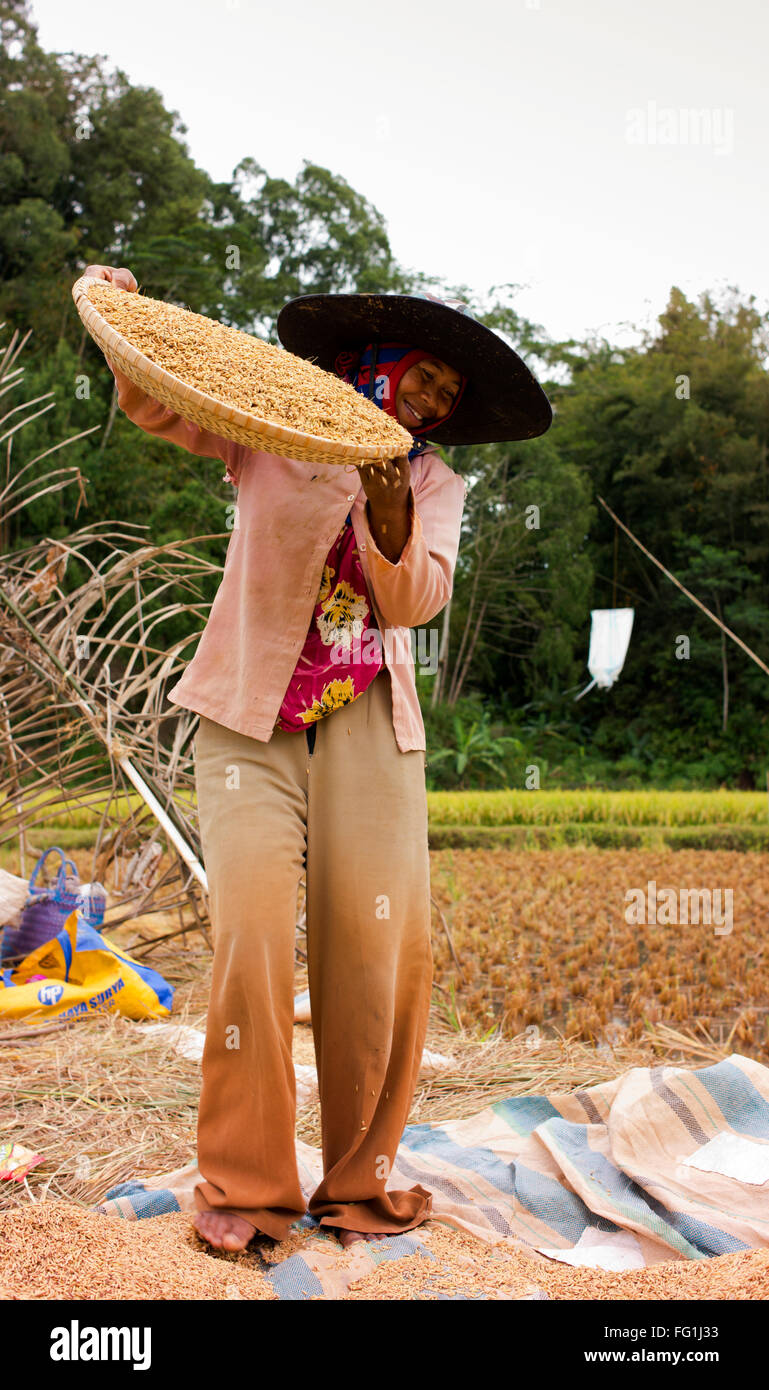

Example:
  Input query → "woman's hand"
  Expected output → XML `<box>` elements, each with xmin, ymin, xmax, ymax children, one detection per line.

<box><xmin>82</xmin><ymin>264</ymin><xmax>137</xmax><ymax>292</ymax></box>
<box><xmin>356</xmin><ymin>455</ymin><xmax>412</xmax><ymax>564</ymax></box>
<box><xmin>356</xmin><ymin>454</ymin><xmax>411</xmax><ymax>510</ymax></box>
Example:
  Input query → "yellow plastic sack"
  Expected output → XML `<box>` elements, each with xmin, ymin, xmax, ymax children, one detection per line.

<box><xmin>0</xmin><ymin>909</ymin><xmax>173</xmax><ymax>1025</ymax></box>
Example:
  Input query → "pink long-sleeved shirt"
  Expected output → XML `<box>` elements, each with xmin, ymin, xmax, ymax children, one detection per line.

<box><xmin>107</xmin><ymin>362</ymin><xmax>467</xmax><ymax>752</ymax></box>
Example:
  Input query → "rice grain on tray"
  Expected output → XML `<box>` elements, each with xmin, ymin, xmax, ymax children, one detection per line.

<box><xmin>85</xmin><ymin>281</ymin><xmax>413</xmax><ymax>455</ymax></box>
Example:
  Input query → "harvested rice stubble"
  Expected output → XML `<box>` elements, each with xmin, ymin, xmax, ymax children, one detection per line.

<box><xmin>85</xmin><ymin>282</ymin><xmax>414</xmax><ymax>455</ymax></box>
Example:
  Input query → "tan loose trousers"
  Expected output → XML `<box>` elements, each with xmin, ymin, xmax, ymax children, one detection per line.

<box><xmin>192</xmin><ymin>668</ymin><xmax>435</xmax><ymax>1242</ymax></box>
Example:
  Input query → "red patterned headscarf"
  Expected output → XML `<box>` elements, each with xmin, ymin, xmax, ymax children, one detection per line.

<box><xmin>334</xmin><ymin>342</ymin><xmax>466</xmax><ymax>458</ymax></box>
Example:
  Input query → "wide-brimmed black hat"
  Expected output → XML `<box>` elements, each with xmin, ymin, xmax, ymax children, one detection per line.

<box><xmin>276</xmin><ymin>291</ymin><xmax>552</xmax><ymax>447</ymax></box>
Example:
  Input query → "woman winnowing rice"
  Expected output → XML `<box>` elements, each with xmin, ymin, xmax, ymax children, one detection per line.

<box><xmin>82</xmin><ymin>265</ymin><xmax>552</xmax><ymax>1251</ymax></box>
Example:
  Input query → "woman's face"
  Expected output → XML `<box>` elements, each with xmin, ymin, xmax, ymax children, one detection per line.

<box><xmin>394</xmin><ymin>356</ymin><xmax>463</xmax><ymax>431</ymax></box>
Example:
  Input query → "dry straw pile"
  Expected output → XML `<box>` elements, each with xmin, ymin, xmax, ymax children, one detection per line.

<box><xmin>85</xmin><ymin>281</ymin><xmax>413</xmax><ymax>456</ymax></box>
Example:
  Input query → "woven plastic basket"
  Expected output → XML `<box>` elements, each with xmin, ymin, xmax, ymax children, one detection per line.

<box><xmin>72</xmin><ymin>276</ymin><xmax>412</xmax><ymax>467</ymax></box>
<box><xmin>1</xmin><ymin>846</ymin><xmax>80</xmax><ymax>964</ymax></box>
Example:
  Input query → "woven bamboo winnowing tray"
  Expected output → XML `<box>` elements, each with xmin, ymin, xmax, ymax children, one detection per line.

<box><xmin>72</xmin><ymin>276</ymin><xmax>413</xmax><ymax>467</ymax></box>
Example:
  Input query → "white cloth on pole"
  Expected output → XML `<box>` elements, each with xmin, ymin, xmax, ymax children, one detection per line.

<box><xmin>575</xmin><ymin>608</ymin><xmax>635</xmax><ymax>698</ymax></box>
<box><xmin>587</xmin><ymin>608</ymin><xmax>634</xmax><ymax>688</ymax></box>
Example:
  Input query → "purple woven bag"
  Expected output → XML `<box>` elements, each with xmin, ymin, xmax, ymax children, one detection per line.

<box><xmin>1</xmin><ymin>846</ymin><xmax>81</xmax><ymax>964</ymax></box>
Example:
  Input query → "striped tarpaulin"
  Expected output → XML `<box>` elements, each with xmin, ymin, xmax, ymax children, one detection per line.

<box><xmin>93</xmin><ymin>1054</ymin><xmax>769</xmax><ymax>1298</ymax></box>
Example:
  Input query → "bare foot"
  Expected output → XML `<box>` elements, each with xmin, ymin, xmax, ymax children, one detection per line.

<box><xmin>333</xmin><ymin>1227</ymin><xmax>390</xmax><ymax>1248</ymax></box>
<box><xmin>194</xmin><ymin>1209</ymin><xmax>262</xmax><ymax>1252</ymax></box>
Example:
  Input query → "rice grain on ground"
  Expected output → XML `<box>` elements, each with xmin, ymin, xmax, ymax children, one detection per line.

<box><xmin>0</xmin><ymin>1204</ymin><xmax>278</xmax><ymax>1301</ymax></box>
<box><xmin>1</xmin><ymin>1204</ymin><xmax>768</xmax><ymax>1301</ymax></box>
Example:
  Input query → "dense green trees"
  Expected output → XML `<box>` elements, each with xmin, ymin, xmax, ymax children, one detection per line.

<box><xmin>546</xmin><ymin>286</ymin><xmax>769</xmax><ymax>786</ymax></box>
<box><xmin>3</xmin><ymin>0</ymin><xmax>768</xmax><ymax>787</ymax></box>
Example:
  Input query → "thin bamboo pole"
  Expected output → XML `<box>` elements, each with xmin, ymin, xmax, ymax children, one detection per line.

<box><xmin>597</xmin><ymin>496</ymin><xmax>769</xmax><ymax>679</ymax></box>
<box><xmin>110</xmin><ymin>736</ymin><xmax>207</xmax><ymax>892</ymax></box>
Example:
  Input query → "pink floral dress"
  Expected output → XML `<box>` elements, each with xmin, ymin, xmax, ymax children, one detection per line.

<box><xmin>276</xmin><ymin>512</ymin><xmax>383</xmax><ymax>731</ymax></box>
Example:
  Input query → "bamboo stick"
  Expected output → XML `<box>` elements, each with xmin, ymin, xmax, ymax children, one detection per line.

<box><xmin>598</xmin><ymin>496</ymin><xmax>769</xmax><ymax>678</ymax></box>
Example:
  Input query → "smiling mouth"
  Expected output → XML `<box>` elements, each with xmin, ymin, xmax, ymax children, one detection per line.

<box><xmin>403</xmin><ymin>399</ymin><xmax>434</xmax><ymax>426</ymax></box>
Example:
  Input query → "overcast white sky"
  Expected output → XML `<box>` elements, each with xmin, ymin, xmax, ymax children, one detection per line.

<box><xmin>30</xmin><ymin>0</ymin><xmax>769</xmax><ymax>349</ymax></box>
